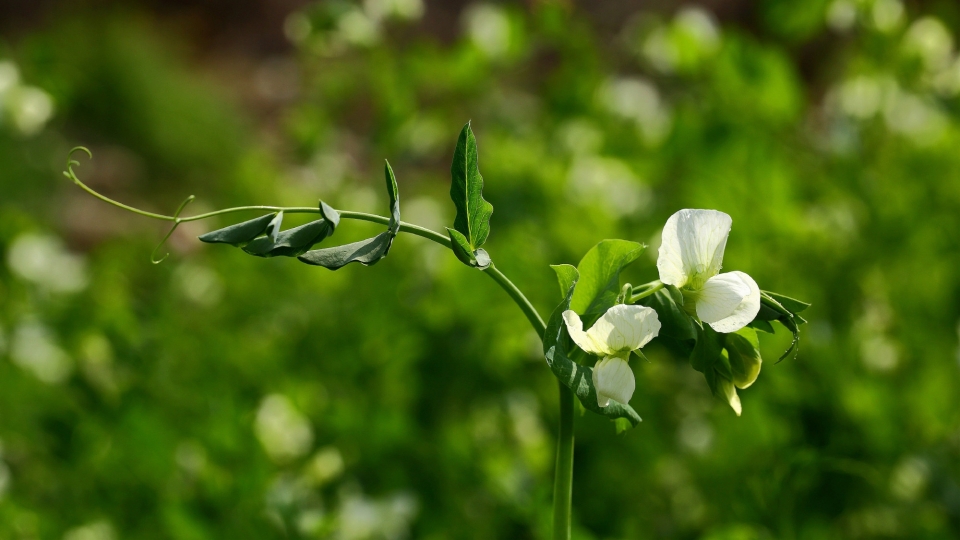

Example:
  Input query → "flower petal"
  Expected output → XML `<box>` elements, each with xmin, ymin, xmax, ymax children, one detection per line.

<box><xmin>592</xmin><ymin>356</ymin><xmax>635</xmax><ymax>407</ymax></box>
<box><xmin>562</xmin><ymin>310</ymin><xmax>610</xmax><ymax>356</ymax></box>
<box><xmin>696</xmin><ymin>272</ymin><xmax>750</xmax><ymax>324</ymax></box>
<box><xmin>706</xmin><ymin>271</ymin><xmax>761</xmax><ymax>333</ymax></box>
<box><xmin>657</xmin><ymin>209</ymin><xmax>732</xmax><ymax>287</ymax></box>
<box><xmin>585</xmin><ymin>304</ymin><xmax>661</xmax><ymax>354</ymax></box>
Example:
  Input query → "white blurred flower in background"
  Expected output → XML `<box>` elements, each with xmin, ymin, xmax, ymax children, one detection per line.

<box><xmin>62</xmin><ymin>521</ymin><xmax>116</xmax><ymax>540</ymax></box>
<box><xmin>463</xmin><ymin>4</ymin><xmax>512</xmax><ymax>58</ymax></box>
<box><xmin>255</xmin><ymin>394</ymin><xmax>314</xmax><ymax>462</ymax></box>
<box><xmin>6</xmin><ymin>233</ymin><xmax>88</xmax><ymax>294</ymax></box>
<box><xmin>597</xmin><ymin>77</ymin><xmax>672</xmax><ymax>145</ymax></box>
<box><xmin>10</xmin><ymin>320</ymin><xmax>73</xmax><ymax>385</ymax></box>
<box><xmin>902</xmin><ymin>17</ymin><xmax>954</xmax><ymax>72</ymax></box>
<box><xmin>338</xmin><ymin>487</ymin><xmax>419</xmax><ymax>540</ymax></box>
<box><xmin>0</xmin><ymin>60</ymin><xmax>54</xmax><ymax>136</ymax></box>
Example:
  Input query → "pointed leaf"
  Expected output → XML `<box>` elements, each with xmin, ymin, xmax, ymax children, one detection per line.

<box><xmin>449</xmin><ymin>121</ymin><xmax>493</xmax><ymax>250</ymax></box>
<box><xmin>543</xmin><ymin>266</ymin><xmax>643</xmax><ymax>427</ymax></box>
<box><xmin>242</xmin><ymin>219</ymin><xmax>336</xmax><ymax>258</ymax></box>
<box><xmin>319</xmin><ymin>200</ymin><xmax>341</xmax><ymax>229</ymax></box>
<box><xmin>384</xmin><ymin>161</ymin><xmax>400</xmax><ymax>233</ymax></box>
<box><xmin>570</xmin><ymin>240</ymin><xmax>645</xmax><ymax>318</ymax></box>
<box><xmin>298</xmin><ymin>231</ymin><xmax>395</xmax><ymax>270</ymax></box>
<box><xmin>198</xmin><ymin>213</ymin><xmax>277</xmax><ymax>246</ymax></box>
<box><xmin>763</xmin><ymin>291</ymin><xmax>810</xmax><ymax>313</ymax></box>
<box><xmin>550</xmin><ymin>264</ymin><xmax>579</xmax><ymax>299</ymax></box>
<box><xmin>448</xmin><ymin>228</ymin><xmax>479</xmax><ymax>266</ymax></box>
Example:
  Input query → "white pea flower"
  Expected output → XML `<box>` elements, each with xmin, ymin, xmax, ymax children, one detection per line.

<box><xmin>562</xmin><ymin>304</ymin><xmax>661</xmax><ymax>407</ymax></box>
<box><xmin>656</xmin><ymin>209</ymin><xmax>760</xmax><ymax>333</ymax></box>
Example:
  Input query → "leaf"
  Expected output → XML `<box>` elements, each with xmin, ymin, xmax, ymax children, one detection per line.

<box><xmin>570</xmin><ymin>239</ymin><xmax>645</xmax><ymax>318</ymax></box>
<box><xmin>551</xmin><ymin>264</ymin><xmax>579</xmax><ymax>299</ymax></box>
<box><xmin>747</xmin><ymin>319</ymin><xmax>776</xmax><ymax>334</ymax></box>
<box><xmin>384</xmin><ymin>161</ymin><xmax>400</xmax><ymax>233</ymax></box>
<box><xmin>543</xmin><ymin>266</ymin><xmax>643</xmax><ymax>427</ymax></box>
<box><xmin>725</xmin><ymin>327</ymin><xmax>762</xmax><ymax>389</ymax></box>
<box><xmin>298</xmin><ymin>163</ymin><xmax>400</xmax><ymax>270</ymax></box>
<box><xmin>637</xmin><ymin>286</ymin><xmax>696</xmax><ymax>342</ymax></box>
<box><xmin>689</xmin><ymin>323</ymin><xmax>723</xmax><ymax>374</ymax></box>
<box><xmin>757</xmin><ymin>291</ymin><xmax>807</xmax><ymax>362</ymax></box>
<box><xmin>449</xmin><ymin>121</ymin><xmax>494</xmax><ymax>251</ymax></box>
<box><xmin>763</xmin><ymin>291</ymin><xmax>810</xmax><ymax>313</ymax></box>
<box><xmin>198</xmin><ymin>213</ymin><xmax>277</xmax><ymax>246</ymax></box>
<box><xmin>242</xmin><ymin>218</ymin><xmax>337</xmax><ymax>258</ymax></box>
<box><xmin>446</xmin><ymin>229</ymin><xmax>492</xmax><ymax>269</ymax></box>
<box><xmin>298</xmin><ymin>231</ymin><xmax>395</xmax><ymax>269</ymax></box>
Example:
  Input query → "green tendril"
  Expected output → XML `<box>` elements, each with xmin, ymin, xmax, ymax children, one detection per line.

<box><xmin>151</xmin><ymin>195</ymin><xmax>196</xmax><ymax>264</ymax></box>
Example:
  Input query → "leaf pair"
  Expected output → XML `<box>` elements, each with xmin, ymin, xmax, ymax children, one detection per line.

<box><xmin>299</xmin><ymin>163</ymin><xmax>401</xmax><ymax>270</ymax></box>
<box><xmin>199</xmin><ymin>162</ymin><xmax>402</xmax><ymax>270</ymax></box>
<box><xmin>446</xmin><ymin>122</ymin><xmax>494</xmax><ymax>269</ymax></box>
<box><xmin>542</xmin><ymin>240</ymin><xmax>648</xmax><ymax>428</ymax></box>
<box><xmin>198</xmin><ymin>201</ymin><xmax>340</xmax><ymax>257</ymax></box>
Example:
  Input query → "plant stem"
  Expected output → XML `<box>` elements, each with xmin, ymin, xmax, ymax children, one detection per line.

<box><xmin>482</xmin><ymin>264</ymin><xmax>545</xmax><ymax>337</ymax></box>
<box><xmin>554</xmin><ymin>381</ymin><xmax>575</xmax><ymax>540</ymax></box>
<box><xmin>630</xmin><ymin>280</ymin><xmax>664</xmax><ymax>303</ymax></box>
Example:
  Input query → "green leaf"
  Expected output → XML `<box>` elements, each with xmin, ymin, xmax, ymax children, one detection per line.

<box><xmin>689</xmin><ymin>324</ymin><xmax>723</xmax><ymax>374</ymax></box>
<box><xmin>298</xmin><ymin>163</ymin><xmax>400</xmax><ymax>270</ymax></box>
<box><xmin>570</xmin><ymin>239</ymin><xmax>645</xmax><ymax>318</ymax></box>
<box><xmin>446</xmin><ymin>228</ymin><xmax>492</xmax><ymax>269</ymax></box>
<box><xmin>758</xmin><ymin>291</ymin><xmax>806</xmax><ymax>362</ymax></box>
<box><xmin>725</xmin><ymin>327</ymin><xmax>762</xmax><ymax>389</ymax></box>
<box><xmin>384</xmin><ymin>160</ymin><xmax>400</xmax><ymax>233</ymax></box>
<box><xmin>637</xmin><ymin>285</ymin><xmax>695</xmax><ymax>342</ymax></box>
<box><xmin>449</xmin><ymin>121</ymin><xmax>493</xmax><ymax>251</ymax></box>
<box><xmin>763</xmin><ymin>291</ymin><xmax>810</xmax><ymax>313</ymax></box>
<box><xmin>242</xmin><ymin>218</ymin><xmax>337</xmax><ymax>258</ymax></box>
<box><xmin>543</xmin><ymin>267</ymin><xmax>643</xmax><ymax>427</ymax></box>
<box><xmin>298</xmin><ymin>231</ymin><xmax>395</xmax><ymax>269</ymax></box>
<box><xmin>198</xmin><ymin>213</ymin><xmax>277</xmax><ymax>246</ymax></box>
<box><xmin>747</xmin><ymin>319</ymin><xmax>776</xmax><ymax>334</ymax></box>
<box><xmin>551</xmin><ymin>264</ymin><xmax>579</xmax><ymax>299</ymax></box>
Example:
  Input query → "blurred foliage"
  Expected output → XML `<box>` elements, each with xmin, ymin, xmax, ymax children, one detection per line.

<box><xmin>1</xmin><ymin>0</ymin><xmax>960</xmax><ymax>538</ymax></box>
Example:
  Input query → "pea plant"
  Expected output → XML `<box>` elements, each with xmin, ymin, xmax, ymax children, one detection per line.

<box><xmin>64</xmin><ymin>122</ymin><xmax>808</xmax><ymax>539</ymax></box>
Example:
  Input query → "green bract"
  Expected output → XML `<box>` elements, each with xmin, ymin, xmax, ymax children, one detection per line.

<box><xmin>570</xmin><ymin>239</ymin><xmax>645</xmax><ymax>321</ymax></box>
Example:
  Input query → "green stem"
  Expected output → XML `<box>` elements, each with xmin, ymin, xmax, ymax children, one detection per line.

<box><xmin>482</xmin><ymin>264</ymin><xmax>545</xmax><ymax>337</ymax></box>
<box><xmin>554</xmin><ymin>381</ymin><xmax>575</xmax><ymax>539</ymax></box>
<box><xmin>66</xmin><ymin>148</ymin><xmax>572</xmax><ymax>537</ymax></box>
<box><xmin>629</xmin><ymin>280</ymin><xmax>664</xmax><ymax>303</ymax></box>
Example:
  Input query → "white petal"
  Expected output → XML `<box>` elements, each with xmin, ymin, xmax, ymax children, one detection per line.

<box><xmin>562</xmin><ymin>310</ymin><xmax>610</xmax><ymax>356</ymax></box>
<box><xmin>718</xmin><ymin>376</ymin><xmax>742</xmax><ymax>416</ymax></box>
<box><xmin>657</xmin><ymin>209</ymin><xmax>731</xmax><ymax>287</ymax></box>
<box><xmin>592</xmin><ymin>356</ymin><xmax>635</xmax><ymax>407</ymax></box>
<box><xmin>585</xmin><ymin>304</ymin><xmax>661</xmax><ymax>354</ymax></box>
<box><xmin>696</xmin><ymin>273</ymin><xmax>750</xmax><ymax>324</ymax></box>
<box><xmin>706</xmin><ymin>271</ymin><xmax>761</xmax><ymax>333</ymax></box>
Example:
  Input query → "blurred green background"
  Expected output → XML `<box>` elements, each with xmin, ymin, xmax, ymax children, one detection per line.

<box><xmin>2</xmin><ymin>0</ymin><xmax>960</xmax><ymax>538</ymax></box>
